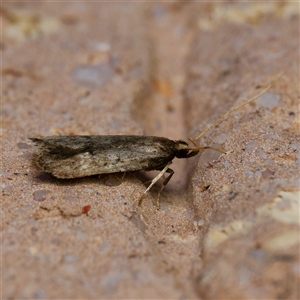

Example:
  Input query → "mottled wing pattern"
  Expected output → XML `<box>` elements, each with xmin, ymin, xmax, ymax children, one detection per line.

<box><xmin>31</xmin><ymin>136</ymin><xmax>176</xmax><ymax>178</ymax></box>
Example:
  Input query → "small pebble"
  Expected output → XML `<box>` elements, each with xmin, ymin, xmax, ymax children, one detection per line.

<box><xmin>72</xmin><ymin>63</ymin><xmax>115</xmax><ymax>87</ymax></box>
<box><xmin>33</xmin><ymin>190</ymin><xmax>50</xmax><ymax>202</ymax></box>
<box><xmin>259</xmin><ymin>93</ymin><xmax>281</xmax><ymax>109</ymax></box>
<box><xmin>245</xmin><ymin>140</ymin><xmax>257</xmax><ymax>152</ymax></box>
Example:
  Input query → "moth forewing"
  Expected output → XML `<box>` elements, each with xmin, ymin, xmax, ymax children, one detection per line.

<box><xmin>30</xmin><ymin>136</ymin><xmax>180</xmax><ymax>179</ymax></box>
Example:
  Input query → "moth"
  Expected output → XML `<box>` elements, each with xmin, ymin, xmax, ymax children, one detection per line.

<box><xmin>30</xmin><ymin>76</ymin><xmax>281</xmax><ymax>208</ymax></box>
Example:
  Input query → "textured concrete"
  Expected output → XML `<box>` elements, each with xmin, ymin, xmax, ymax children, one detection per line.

<box><xmin>2</xmin><ymin>2</ymin><xmax>299</xmax><ymax>299</ymax></box>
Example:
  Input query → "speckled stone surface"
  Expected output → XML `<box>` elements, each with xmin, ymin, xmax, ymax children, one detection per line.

<box><xmin>2</xmin><ymin>2</ymin><xmax>299</xmax><ymax>299</ymax></box>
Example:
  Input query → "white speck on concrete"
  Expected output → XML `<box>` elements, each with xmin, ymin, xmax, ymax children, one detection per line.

<box><xmin>259</xmin><ymin>93</ymin><xmax>281</xmax><ymax>109</ymax></box>
<box><xmin>245</xmin><ymin>140</ymin><xmax>257</xmax><ymax>152</ymax></box>
<box><xmin>213</xmin><ymin>133</ymin><xmax>230</xmax><ymax>143</ymax></box>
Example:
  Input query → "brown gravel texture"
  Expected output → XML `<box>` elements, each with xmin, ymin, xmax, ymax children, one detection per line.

<box><xmin>2</xmin><ymin>2</ymin><xmax>299</xmax><ymax>299</ymax></box>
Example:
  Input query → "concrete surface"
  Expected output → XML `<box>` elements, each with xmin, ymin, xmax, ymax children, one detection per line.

<box><xmin>2</xmin><ymin>2</ymin><xmax>299</xmax><ymax>299</ymax></box>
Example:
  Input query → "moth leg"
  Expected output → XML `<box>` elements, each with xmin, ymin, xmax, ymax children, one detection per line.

<box><xmin>138</xmin><ymin>162</ymin><xmax>172</xmax><ymax>207</ymax></box>
<box><xmin>156</xmin><ymin>168</ymin><xmax>174</xmax><ymax>209</ymax></box>
<box><xmin>142</xmin><ymin>179</ymin><xmax>154</xmax><ymax>186</ymax></box>
<box><xmin>118</xmin><ymin>172</ymin><xmax>126</xmax><ymax>182</ymax></box>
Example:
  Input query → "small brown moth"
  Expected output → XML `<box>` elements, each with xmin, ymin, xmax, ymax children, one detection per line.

<box><xmin>30</xmin><ymin>76</ymin><xmax>281</xmax><ymax>208</ymax></box>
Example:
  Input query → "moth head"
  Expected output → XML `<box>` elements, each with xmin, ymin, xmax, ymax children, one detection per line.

<box><xmin>174</xmin><ymin>140</ymin><xmax>195</xmax><ymax>158</ymax></box>
<box><xmin>175</xmin><ymin>139</ymin><xmax>227</xmax><ymax>159</ymax></box>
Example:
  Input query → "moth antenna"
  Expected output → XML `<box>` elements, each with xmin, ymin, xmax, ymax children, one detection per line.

<box><xmin>187</xmin><ymin>137</ymin><xmax>226</xmax><ymax>154</ymax></box>
<box><xmin>190</xmin><ymin>73</ymin><xmax>285</xmax><ymax>143</ymax></box>
<box><xmin>191</xmin><ymin>146</ymin><xmax>226</xmax><ymax>153</ymax></box>
<box><xmin>188</xmin><ymin>138</ymin><xmax>198</xmax><ymax>147</ymax></box>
